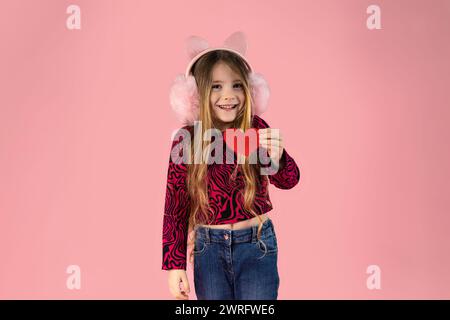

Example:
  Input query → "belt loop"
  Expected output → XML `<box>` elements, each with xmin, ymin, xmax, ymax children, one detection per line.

<box><xmin>206</xmin><ymin>227</ymin><xmax>210</xmax><ymax>244</ymax></box>
<box><xmin>251</xmin><ymin>225</ymin><xmax>257</xmax><ymax>243</ymax></box>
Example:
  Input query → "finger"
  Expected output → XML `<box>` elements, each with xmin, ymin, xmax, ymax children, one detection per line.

<box><xmin>180</xmin><ymin>274</ymin><xmax>190</xmax><ymax>294</ymax></box>
<box><xmin>260</xmin><ymin>140</ymin><xmax>281</xmax><ymax>148</ymax></box>
<box><xmin>169</xmin><ymin>278</ymin><xmax>188</xmax><ymax>300</ymax></box>
<box><xmin>258</xmin><ymin>131</ymin><xmax>281</xmax><ymax>140</ymax></box>
<box><xmin>259</xmin><ymin>136</ymin><xmax>281</xmax><ymax>142</ymax></box>
<box><xmin>260</xmin><ymin>142</ymin><xmax>283</xmax><ymax>155</ymax></box>
<box><xmin>177</xmin><ymin>292</ymin><xmax>189</xmax><ymax>300</ymax></box>
<box><xmin>258</xmin><ymin>137</ymin><xmax>281</xmax><ymax>147</ymax></box>
<box><xmin>260</xmin><ymin>138</ymin><xmax>283</xmax><ymax>147</ymax></box>
<box><xmin>259</xmin><ymin>143</ymin><xmax>273</xmax><ymax>155</ymax></box>
<box><xmin>258</xmin><ymin>130</ymin><xmax>271</xmax><ymax>138</ymax></box>
<box><xmin>259</xmin><ymin>128</ymin><xmax>281</xmax><ymax>138</ymax></box>
<box><xmin>173</xmin><ymin>286</ymin><xmax>188</xmax><ymax>300</ymax></box>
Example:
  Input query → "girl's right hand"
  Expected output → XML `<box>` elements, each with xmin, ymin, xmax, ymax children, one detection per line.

<box><xmin>168</xmin><ymin>269</ymin><xmax>190</xmax><ymax>300</ymax></box>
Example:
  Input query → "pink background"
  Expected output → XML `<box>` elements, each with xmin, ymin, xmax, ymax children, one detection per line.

<box><xmin>1</xmin><ymin>0</ymin><xmax>449</xmax><ymax>299</ymax></box>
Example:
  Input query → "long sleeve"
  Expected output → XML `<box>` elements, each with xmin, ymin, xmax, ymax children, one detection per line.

<box><xmin>266</xmin><ymin>148</ymin><xmax>300</xmax><ymax>189</ymax></box>
<box><xmin>253</xmin><ymin>114</ymin><xmax>300</xmax><ymax>190</ymax></box>
<box><xmin>162</xmin><ymin>128</ymin><xmax>191</xmax><ymax>270</ymax></box>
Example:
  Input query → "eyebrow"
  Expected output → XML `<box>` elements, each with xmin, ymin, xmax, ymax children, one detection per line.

<box><xmin>212</xmin><ymin>80</ymin><xmax>242</xmax><ymax>83</ymax></box>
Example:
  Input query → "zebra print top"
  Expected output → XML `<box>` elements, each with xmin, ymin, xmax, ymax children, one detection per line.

<box><xmin>162</xmin><ymin>115</ymin><xmax>300</xmax><ymax>270</ymax></box>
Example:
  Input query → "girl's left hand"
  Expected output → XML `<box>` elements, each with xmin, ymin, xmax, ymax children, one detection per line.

<box><xmin>258</xmin><ymin>128</ymin><xmax>284</xmax><ymax>164</ymax></box>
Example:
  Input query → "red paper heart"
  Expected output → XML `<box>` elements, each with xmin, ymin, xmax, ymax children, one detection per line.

<box><xmin>223</xmin><ymin>128</ymin><xmax>259</xmax><ymax>158</ymax></box>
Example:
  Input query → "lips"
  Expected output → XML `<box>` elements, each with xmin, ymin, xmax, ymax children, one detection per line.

<box><xmin>217</xmin><ymin>104</ymin><xmax>238</xmax><ymax>110</ymax></box>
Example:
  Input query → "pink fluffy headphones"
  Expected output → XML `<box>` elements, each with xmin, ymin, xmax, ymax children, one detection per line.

<box><xmin>169</xmin><ymin>31</ymin><xmax>270</xmax><ymax>126</ymax></box>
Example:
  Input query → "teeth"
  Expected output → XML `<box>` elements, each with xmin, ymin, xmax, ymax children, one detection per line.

<box><xmin>218</xmin><ymin>104</ymin><xmax>237</xmax><ymax>109</ymax></box>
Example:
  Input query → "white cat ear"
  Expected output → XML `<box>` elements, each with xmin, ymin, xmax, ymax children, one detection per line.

<box><xmin>223</xmin><ymin>31</ymin><xmax>247</xmax><ymax>56</ymax></box>
<box><xmin>185</xmin><ymin>35</ymin><xmax>210</xmax><ymax>60</ymax></box>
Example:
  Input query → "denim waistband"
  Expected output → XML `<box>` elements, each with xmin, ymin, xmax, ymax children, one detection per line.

<box><xmin>194</xmin><ymin>217</ymin><xmax>274</xmax><ymax>244</ymax></box>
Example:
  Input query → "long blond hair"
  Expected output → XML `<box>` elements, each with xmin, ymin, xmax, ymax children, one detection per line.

<box><xmin>185</xmin><ymin>50</ymin><xmax>267</xmax><ymax>266</ymax></box>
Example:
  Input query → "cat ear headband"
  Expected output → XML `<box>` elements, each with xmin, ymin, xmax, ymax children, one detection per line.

<box><xmin>169</xmin><ymin>31</ymin><xmax>270</xmax><ymax>126</ymax></box>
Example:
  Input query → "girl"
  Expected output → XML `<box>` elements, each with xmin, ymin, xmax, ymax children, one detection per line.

<box><xmin>162</xmin><ymin>32</ymin><xmax>300</xmax><ymax>300</ymax></box>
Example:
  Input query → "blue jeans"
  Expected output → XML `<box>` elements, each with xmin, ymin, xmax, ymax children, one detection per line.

<box><xmin>193</xmin><ymin>217</ymin><xmax>280</xmax><ymax>300</ymax></box>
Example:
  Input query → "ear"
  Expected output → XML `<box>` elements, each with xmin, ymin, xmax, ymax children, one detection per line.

<box><xmin>186</xmin><ymin>35</ymin><xmax>210</xmax><ymax>60</ymax></box>
<box><xmin>223</xmin><ymin>31</ymin><xmax>247</xmax><ymax>56</ymax></box>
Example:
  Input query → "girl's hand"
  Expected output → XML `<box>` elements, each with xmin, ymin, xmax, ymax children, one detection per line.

<box><xmin>168</xmin><ymin>269</ymin><xmax>190</xmax><ymax>300</ymax></box>
<box><xmin>258</xmin><ymin>128</ymin><xmax>284</xmax><ymax>164</ymax></box>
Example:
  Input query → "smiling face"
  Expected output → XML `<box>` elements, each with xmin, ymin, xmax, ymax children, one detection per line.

<box><xmin>209</xmin><ymin>61</ymin><xmax>245</xmax><ymax>130</ymax></box>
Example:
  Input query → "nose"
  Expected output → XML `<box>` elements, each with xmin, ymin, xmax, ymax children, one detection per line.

<box><xmin>223</xmin><ymin>96</ymin><xmax>236</xmax><ymax>104</ymax></box>
<box><xmin>221</xmin><ymin>86</ymin><xmax>238</xmax><ymax>103</ymax></box>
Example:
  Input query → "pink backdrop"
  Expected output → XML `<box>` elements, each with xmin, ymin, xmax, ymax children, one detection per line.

<box><xmin>1</xmin><ymin>0</ymin><xmax>449</xmax><ymax>299</ymax></box>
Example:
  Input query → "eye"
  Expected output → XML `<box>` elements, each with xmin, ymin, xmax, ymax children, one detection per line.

<box><xmin>211</xmin><ymin>83</ymin><xmax>243</xmax><ymax>90</ymax></box>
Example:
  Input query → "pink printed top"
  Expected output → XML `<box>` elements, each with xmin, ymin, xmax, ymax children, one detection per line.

<box><xmin>162</xmin><ymin>115</ymin><xmax>300</xmax><ymax>270</ymax></box>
